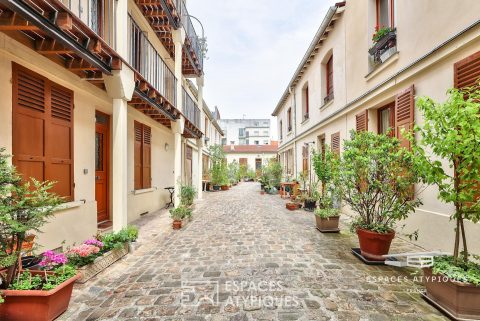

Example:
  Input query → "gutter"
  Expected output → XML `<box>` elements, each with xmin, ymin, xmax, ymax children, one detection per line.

<box><xmin>278</xmin><ymin>17</ymin><xmax>480</xmax><ymax>148</ymax></box>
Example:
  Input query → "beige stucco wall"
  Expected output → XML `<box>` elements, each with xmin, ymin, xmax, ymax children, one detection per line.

<box><xmin>274</xmin><ymin>3</ymin><xmax>480</xmax><ymax>254</ymax></box>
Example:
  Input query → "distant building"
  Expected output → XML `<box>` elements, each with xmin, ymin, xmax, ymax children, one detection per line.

<box><xmin>218</xmin><ymin>119</ymin><xmax>271</xmax><ymax>145</ymax></box>
<box><xmin>223</xmin><ymin>142</ymin><xmax>278</xmax><ymax>172</ymax></box>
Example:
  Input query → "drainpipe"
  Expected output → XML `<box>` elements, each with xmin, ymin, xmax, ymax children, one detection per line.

<box><xmin>289</xmin><ymin>86</ymin><xmax>298</xmax><ymax>178</ymax></box>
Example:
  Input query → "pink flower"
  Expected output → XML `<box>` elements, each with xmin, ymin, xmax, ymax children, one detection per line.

<box><xmin>84</xmin><ymin>238</ymin><xmax>104</xmax><ymax>248</ymax></box>
<box><xmin>67</xmin><ymin>244</ymin><xmax>100</xmax><ymax>258</ymax></box>
<box><xmin>39</xmin><ymin>250</ymin><xmax>68</xmax><ymax>269</ymax></box>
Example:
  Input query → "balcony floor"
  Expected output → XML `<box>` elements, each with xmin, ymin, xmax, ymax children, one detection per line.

<box><xmin>59</xmin><ymin>182</ymin><xmax>447</xmax><ymax>321</ymax></box>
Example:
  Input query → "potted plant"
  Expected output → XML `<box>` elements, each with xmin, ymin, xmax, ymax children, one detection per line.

<box><xmin>312</xmin><ymin>145</ymin><xmax>342</xmax><ymax>232</ymax></box>
<box><xmin>208</xmin><ymin>145</ymin><xmax>227</xmax><ymax>191</ymax></box>
<box><xmin>411</xmin><ymin>87</ymin><xmax>480</xmax><ymax>319</ymax></box>
<box><xmin>298</xmin><ymin>172</ymin><xmax>319</xmax><ymax>211</ymax></box>
<box><xmin>180</xmin><ymin>184</ymin><xmax>197</xmax><ymax>208</ymax></box>
<box><xmin>338</xmin><ymin>131</ymin><xmax>422</xmax><ymax>261</ymax></box>
<box><xmin>267</xmin><ymin>159</ymin><xmax>282</xmax><ymax>191</ymax></box>
<box><xmin>0</xmin><ymin>148</ymin><xmax>80</xmax><ymax>321</ymax></box>
<box><xmin>169</xmin><ymin>206</ymin><xmax>191</xmax><ymax>230</ymax></box>
<box><xmin>126</xmin><ymin>225</ymin><xmax>139</xmax><ymax>252</ymax></box>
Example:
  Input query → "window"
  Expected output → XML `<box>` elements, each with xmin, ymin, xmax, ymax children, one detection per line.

<box><xmin>279</xmin><ymin>120</ymin><xmax>283</xmax><ymax>140</ymax></box>
<box><xmin>134</xmin><ymin>121</ymin><xmax>151</xmax><ymax>190</ymax></box>
<box><xmin>239</xmin><ymin>128</ymin><xmax>245</xmax><ymax>137</ymax></box>
<box><xmin>302</xmin><ymin>84</ymin><xmax>309</xmax><ymax>120</ymax></box>
<box><xmin>12</xmin><ymin>63</ymin><xmax>74</xmax><ymax>200</ymax></box>
<box><xmin>287</xmin><ymin>108</ymin><xmax>292</xmax><ymax>131</ymax></box>
<box><xmin>246</xmin><ymin>139</ymin><xmax>249</xmax><ymax>145</ymax></box>
<box><xmin>302</xmin><ymin>145</ymin><xmax>309</xmax><ymax>174</ymax></box>
<box><xmin>255</xmin><ymin>158</ymin><xmax>262</xmax><ymax>171</ymax></box>
<box><xmin>326</xmin><ymin>55</ymin><xmax>334</xmax><ymax>103</ymax></box>
<box><xmin>204</xmin><ymin>117</ymin><xmax>208</xmax><ymax>137</ymax></box>
<box><xmin>254</xmin><ymin>140</ymin><xmax>259</xmax><ymax>145</ymax></box>
<box><xmin>376</xmin><ymin>0</ymin><xmax>395</xmax><ymax>29</ymax></box>
<box><xmin>378</xmin><ymin>103</ymin><xmax>395</xmax><ymax>136</ymax></box>
<box><xmin>221</xmin><ymin>138</ymin><xmax>227</xmax><ymax>145</ymax></box>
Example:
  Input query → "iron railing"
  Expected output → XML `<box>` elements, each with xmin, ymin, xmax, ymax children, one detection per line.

<box><xmin>176</xmin><ymin>0</ymin><xmax>203</xmax><ymax>72</ymax></box>
<box><xmin>60</xmin><ymin>0</ymin><xmax>114</xmax><ymax>47</ymax></box>
<box><xmin>182</xmin><ymin>88</ymin><xmax>201</xmax><ymax>128</ymax></box>
<box><xmin>128</xmin><ymin>15</ymin><xmax>177</xmax><ymax>107</ymax></box>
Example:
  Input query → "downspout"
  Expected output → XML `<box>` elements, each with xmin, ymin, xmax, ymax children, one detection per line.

<box><xmin>289</xmin><ymin>86</ymin><xmax>297</xmax><ymax>178</ymax></box>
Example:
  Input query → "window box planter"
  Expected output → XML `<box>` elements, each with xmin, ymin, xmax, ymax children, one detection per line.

<box><xmin>0</xmin><ymin>272</ymin><xmax>80</xmax><ymax>321</ymax></box>
<box><xmin>423</xmin><ymin>267</ymin><xmax>480</xmax><ymax>320</ymax></box>
<box><xmin>315</xmin><ymin>215</ymin><xmax>340</xmax><ymax>232</ymax></box>
<box><xmin>369</xmin><ymin>30</ymin><xmax>397</xmax><ymax>65</ymax></box>
<box><xmin>76</xmin><ymin>243</ymin><xmax>129</xmax><ymax>283</ymax></box>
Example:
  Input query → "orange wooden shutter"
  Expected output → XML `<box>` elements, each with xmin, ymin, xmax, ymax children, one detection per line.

<box><xmin>142</xmin><ymin>125</ymin><xmax>151</xmax><ymax>189</ymax></box>
<box><xmin>454</xmin><ymin>51</ymin><xmax>480</xmax><ymax>89</ymax></box>
<box><xmin>48</xmin><ymin>84</ymin><xmax>74</xmax><ymax>200</ymax></box>
<box><xmin>331</xmin><ymin>132</ymin><xmax>340</xmax><ymax>154</ymax></box>
<box><xmin>134</xmin><ymin>121</ymin><xmax>143</xmax><ymax>190</ymax></box>
<box><xmin>12</xmin><ymin>64</ymin><xmax>47</xmax><ymax>185</ymax></box>
<box><xmin>355</xmin><ymin>110</ymin><xmax>368</xmax><ymax>132</ymax></box>
<box><xmin>395</xmin><ymin>85</ymin><xmax>415</xmax><ymax>150</ymax></box>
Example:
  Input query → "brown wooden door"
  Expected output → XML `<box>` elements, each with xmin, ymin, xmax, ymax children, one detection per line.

<box><xmin>95</xmin><ymin>112</ymin><xmax>109</xmax><ymax>223</ymax></box>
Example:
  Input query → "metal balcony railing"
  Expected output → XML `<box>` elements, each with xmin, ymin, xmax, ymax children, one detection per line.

<box><xmin>128</xmin><ymin>15</ymin><xmax>177</xmax><ymax>107</ymax></box>
<box><xmin>60</xmin><ymin>0</ymin><xmax>115</xmax><ymax>47</ymax></box>
<box><xmin>176</xmin><ymin>0</ymin><xmax>203</xmax><ymax>72</ymax></box>
<box><xmin>182</xmin><ymin>88</ymin><xmax>201</xmax><ymax>128</ymax></box>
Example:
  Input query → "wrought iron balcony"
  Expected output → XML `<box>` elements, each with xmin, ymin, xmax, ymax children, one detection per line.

<box><xmin>182</xmin><ymin>88</ymin><xmax>201</xmax><ymax>129</ymax></box>
<box><xmin>128</xmin><ymin>15</ymin><xmax>177</xmax><ymax>108</ymax></box>
<box><xmin>177</xmin><ymin>0</ymin><xmax>203</xmax><ymax>75</ymax></box>
<box><xmin>369</xmin><ymin>29</ymin><xmax>397</xmax><ymax>69</ymax></box>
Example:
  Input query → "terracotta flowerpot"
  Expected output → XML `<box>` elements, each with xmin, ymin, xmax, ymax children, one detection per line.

<box><xmin>221</xmin><ymin>185</ymin><xmax>229</xmax><ymax>191</ymax></box>
<box><xmin>356</xmin><ymin>228</ymin><xmax>395</xmax><ymax>261</ymax></box>
<box><xmin>286</xmin><ymin>203</ymin><xmax>299</xmax><ymax>211</ymax></box>
<box><xmin>172</xmin><ymin>220</ymin><xmax>182</xmax><ymax>230</ymax></box>
<box><xmin>0</xmin><ymin>273</ymin><xmax>80</xmax><ymax>321</ymax></box>
<box><xmin>423</xmin><ymin>267</ymin><xmax>480</xmax><ymax>320</ymax></box>
<box><xmin>315</xmin><ymin>215</ymin><xmax>340</xmax><ymax>231</ymax></box>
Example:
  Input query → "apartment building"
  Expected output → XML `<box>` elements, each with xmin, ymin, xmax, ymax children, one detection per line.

<box><xmin>185</xmin><ymin>80</ymin><xmax>224</xmax><ymax>181</ymax></box>
<box><xmin>218</xmin><ymin>118</ymin><xmax>271</xmax><ymax>145</ymax></box>
<box><xmin>0</xmin><ymin>0</ymin><xmax>215</xmax><ymax>250</ymax></box>
<box><xmin>272</xmin><ymin>0</ymin><xmax>480</xmax><ymax>253</ymax></box>
<box><xmin>223</xmin><ymin>142</ymin><xmax>278</xmax><ymax>173</ymax></box>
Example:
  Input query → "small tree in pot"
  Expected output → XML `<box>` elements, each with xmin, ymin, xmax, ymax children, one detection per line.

<box><xmin>209</xmin><ymin>145</ymin><xmax>227</xmax><ymax>191</ymax></box>
<box><xmin>312</xmin><ymin>145</ymin><xmax>341</xmax><ymax>232</ymax></box>
<box><xmin>338</xmin><ymin>131</ymin><xmax>423</xmax><ymax>261</ymax></box>
<box><xmin>411</xmin><ymin>87</ymin><xmax>480</xmax><ymax>319</ymax></box>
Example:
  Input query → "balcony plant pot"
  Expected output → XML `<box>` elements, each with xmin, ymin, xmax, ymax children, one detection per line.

<box><xmin>0</xmin><ymin>272</ymin><xmax>80</xmax><ymax>321</ymax></box>
<box><xmin>212</xmin><ymin>185</ymin><xmax>220</xmax><ymax>191</ymax></box>
<box><xmin>356</xmin><ymin>228</ymin><xmax>395</xmax><ymax>261</ymax></box>
<box><xmin>286</xmin><ymin>202</ymin><xmax>300</xmax><ymax>211</ymax></box>
<box><xmin>315</xmin><ymin>215</ymin><xmax>340</xmax><ymax>232</ymax></box>
<box><xmin>76</xmin><ymin>243</ymin><xmax>129</xmax><ymax>283</ymax></box>
<box><xmin>422</xmin><ymin>267</ymin><xmax>480</xmax><ymax>320</ymax></box>
<box><xmin>172</xmin><ymin>220</ymin><xmax>182</xmax><ymax>230</ymax></box>
<box><xmin>303</xmin><ymin>199</ymin><xmax>316</xmax><ymax>212</ymax></box>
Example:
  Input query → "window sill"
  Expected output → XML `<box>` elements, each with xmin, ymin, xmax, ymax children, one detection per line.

<box><xmin>320</xmin><ymin>99</ymin><xmax>334</xmax><ymax>111</ymax></box>
<box><xmin>55</xmin><ymin>200</ymin><xmax>86</xmax><ymax>212</ymax></box>
<box><xmin>365</xmin><ymin>50</ymin><xmax>399</xmax><ymax>81</ymax></box>
<box><xmin>301</xmin><ymin>118</ymin><xmax>310</xmax><ymax>125</ymax></box>
<box><xmin>132</xmin><ymin>187</ymin><xmax>157</xmax><ymax>195</ymax></box>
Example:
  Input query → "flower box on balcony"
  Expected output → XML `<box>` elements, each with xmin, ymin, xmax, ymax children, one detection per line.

<box><xmin>76</xmin><ymin>243</ymin><xmax>129</xmax><ymax>284</ymax></box>
<box><xmin>369</xmin><ymin>30</ymin><xmax>397</xmax><ymax>64</ymax></box>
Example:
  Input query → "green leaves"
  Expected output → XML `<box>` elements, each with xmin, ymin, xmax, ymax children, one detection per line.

<box><xmin>338</xmin><ymin>131</ymin><xmax>423</xmax><ymax>233</ymax></box>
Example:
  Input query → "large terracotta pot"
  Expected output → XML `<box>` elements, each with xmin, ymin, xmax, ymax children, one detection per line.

<box><xmin>0</xmin><ymin>273</ymin><xmax>80</xmax><ymax>321</ymax></box>
<box><xmin>286</xmin><ymin>203</ymin><xmax>300</xmax><ymax>211</ymax></box>
<box><xmin>423</xmin><ymin>267</ymin><xmax>480</xmax><ymax>320</ymax></box>
<box><xmin>315</xmin><ymin>215</ymin><xmax>340</xmax><ymax>231</ymax></box>
<box><xmin>172</xmin><ymin>220</ymin><xmax>182</xmax><ymax>230</ymax></box>
<box><xmin>221</xmin><ymin>185</ymin><xmax>229</xmax><ymax>191</ymax></box>
<box><xmin>356</xmin><ymin>228</ymin><xmax>395</xmax><ymax>261</ymax></box>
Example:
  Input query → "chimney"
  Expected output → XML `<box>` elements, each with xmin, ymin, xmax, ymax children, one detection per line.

<box><xmin>230</xmin><ymin>144</ymin><xmax>235</xmax><ymax>151</ymax></box>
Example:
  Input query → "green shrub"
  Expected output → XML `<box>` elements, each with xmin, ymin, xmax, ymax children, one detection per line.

<box><xmin>180</xmin><ymin>184</ymin><xmax>196</xmax><ymax>206</ymax></box>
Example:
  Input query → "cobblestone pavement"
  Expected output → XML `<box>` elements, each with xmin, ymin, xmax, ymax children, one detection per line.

<box><xmin>60</xmin><ymin>182</ymin><xmax>447</xmax><ymax>321</ymax></box>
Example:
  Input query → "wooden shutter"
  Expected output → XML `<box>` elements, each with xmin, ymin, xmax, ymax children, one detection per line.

<box><xmin>142</xmin><ymin>125</ymin><xmax>151</xmax><ymax>189</ymax></box>
<box><xmin>12</xmin><ymin>63</ymin><xmax>74</xmax><ymax>200</ymax></box>
<box><xmin>48</xmin><ymin>84</ymin><xmax>74</xmax><ymax>200</ymax></box>
<box><xmin>134</xmin><ymin>121</ymin><xmax>143</xmax><ymax>190</ymax></box>
<box><xmin>395</xmin><ymin>85</ymin><xmax>415</xmax><ymax>150</ymax></box>
<box><xmin>454</xmin><ymin>51</ymin><xmax>480</xmax><ymax>89</ymax></box>
<box><xmin>12</xmin><ymin>64</ymin><xmax>47</xmax><ymax>185</ymax></box>
<box><xmin>355</xmin><ymin>110</ymin><xmax>368</xmax><ymax>132</ymax></box>
<box><xmin>331</xmin><ymin>132</ymin><xmax>340</xmax><ymax>154</ymax></box>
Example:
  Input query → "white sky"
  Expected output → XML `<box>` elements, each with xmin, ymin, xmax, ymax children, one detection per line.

<box><xmin>188</xmin><ymin>0</ymin><xmax>337</xmax><ymax>139</ymax></box>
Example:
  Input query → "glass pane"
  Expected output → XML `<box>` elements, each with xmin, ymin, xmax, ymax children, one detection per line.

<box><xmin>95</xmin><ymin>113</ymin><xmax>108</xmax><ymax>124</ymax></box>
<box><xmin>95</xmin><ymin>132</ymin><xmax>103</xmax><ymax>171</ymax></box>
<box><xmin>379</xmin><ymin>0</ymin><xmax>390</xmax><ymax>28</ymax></box>
<box><xmin>380</xmin><ymin>108</ymin><xmax>391</xmax><ymax>135</ymax></box>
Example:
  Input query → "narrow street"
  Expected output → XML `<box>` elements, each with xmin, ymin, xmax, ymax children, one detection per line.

<box><xmin>61</xmin><ymin>183</ymin><xmax>447</xmax><ymax>321</ymax></box>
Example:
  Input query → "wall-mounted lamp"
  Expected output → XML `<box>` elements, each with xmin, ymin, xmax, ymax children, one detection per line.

<box><xmin>164</xmin><ymin>143</ymin><xmax>170</xmax><ymax>151</ymax></box>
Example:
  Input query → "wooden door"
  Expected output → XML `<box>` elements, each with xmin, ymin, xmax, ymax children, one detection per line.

<box><xmin>186</xmin><ymin>146</ymin><xmax>193</xmax><ymax>185</ymax></box>
<box><xmin>95</xmin><ymin>111</ymin><xmax>109</xmax><ymax>223</ymax></box>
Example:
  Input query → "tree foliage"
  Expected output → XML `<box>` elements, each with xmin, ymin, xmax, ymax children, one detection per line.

<box><xmin>411</xmin><ymin>87</ymin><xmax>480</xmax><ymax>263</ymax></box>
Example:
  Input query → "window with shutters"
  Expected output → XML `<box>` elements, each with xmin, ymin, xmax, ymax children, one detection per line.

<box><xmin>325</xmin><ymin>55</ymin><xmax>334</xmax><ymax>104</ymax></box>
<box><xmin>355</xmin><ymin>110</ymin><xmax>368</xmax><ymax>132</ymax></box>
<box><xmin>134</xmin><ymin>121</ymin><xmax>151</xmax><ymax>190</ymax></box>
<box><xmin>12</xmin><ymin>63</ymin><xmax>74</xmax><ymax>201</ymax></box>
<box><xmin>376</xmin><ymin>0</ymin><xmax>395</xmax><ymax>30</ymax></box>
<box><xmin>395</xmin><ymin>86</ymin><xmax>415</xmax><ymax>150</ymax></box>
<box><xmin>378</xmin><ymin>102</ymin><xmax>395</xmax><ymax>136</ymax></box>
<box><xmin>331</xmin><ymin>132</ymin><xmax>340</xmax><ymax>154</ymax></box>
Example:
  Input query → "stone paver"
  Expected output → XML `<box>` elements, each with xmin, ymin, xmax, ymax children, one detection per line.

<box><xmin>60</xmin><ymin>182</ymin><xmax>447</xmax><ymax>321</ymax></box>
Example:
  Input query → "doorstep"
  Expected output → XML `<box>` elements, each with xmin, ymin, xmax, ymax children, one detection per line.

<box><xmin>97</xmin><ymin>220</ymin><xmax>113</xmax><ymax>234</ymax></box>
